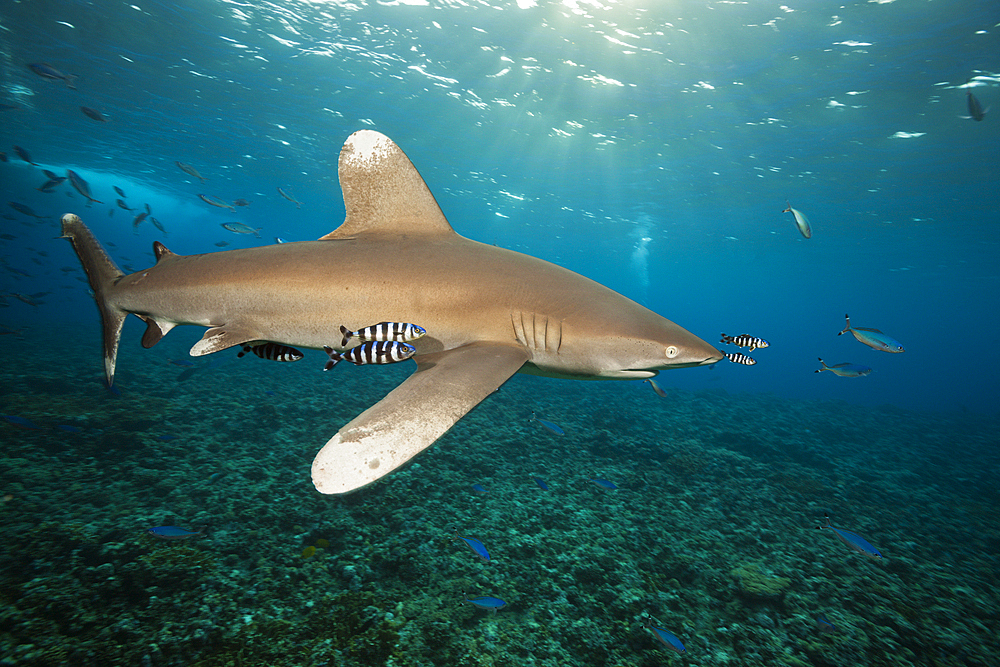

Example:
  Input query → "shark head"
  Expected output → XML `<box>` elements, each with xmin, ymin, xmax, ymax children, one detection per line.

<box><xmin>515</xmin><ymin>293</ymin><xmax>722</xmax><ymax>381</ymax></box>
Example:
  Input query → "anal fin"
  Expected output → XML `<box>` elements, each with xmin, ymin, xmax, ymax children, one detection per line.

<box><xmin>311</xmin><ymin>342</ymin><xmax>529</xmax><ymax>494</ymax></box>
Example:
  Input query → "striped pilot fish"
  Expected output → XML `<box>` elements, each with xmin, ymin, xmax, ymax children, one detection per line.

<box><xmin>322</xmin><ymin>341</ymin><xmax>416</xmax><ymax>371</ymax></box>
<box><xmin>720</xmin><ymin>333</ymin><xmax>769</xmax><ymax>351</ymax></box>
<box><xmin>237</xmin><ymin>342</ymin><xmax>304</xmax><ymax>362</ymax></box>
<box><xmin>724</xmin><ymin>351</ymin><xmax>756</xmax><ymax>366</ymax></box>
<box><xmin>340</xmin><ymin>321</ymin><xmax>427</xmax><ymax>347</ymax></box>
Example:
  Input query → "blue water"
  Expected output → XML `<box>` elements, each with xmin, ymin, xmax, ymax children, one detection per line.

<box><xmin>1</xmin><ymin>4</ymin><xmax>1000</xmax><ymax>665</ymax></box>
<box><xmin>2</xmin><ymin>0</ymin><xmax>997</xmax><ymax>414</ymax></box>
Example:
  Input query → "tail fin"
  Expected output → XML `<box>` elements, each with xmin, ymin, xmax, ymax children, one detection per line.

<box><xmin>60</xmin><ymin>214</ymin><xmax>126</xmax><ymax>386</ymax></box>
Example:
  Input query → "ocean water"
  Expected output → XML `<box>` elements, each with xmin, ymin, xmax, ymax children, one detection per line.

<box><xmin>1</xmin><ymin>1</ymin><xmax>998</xmax><ymax>666</ymax></box>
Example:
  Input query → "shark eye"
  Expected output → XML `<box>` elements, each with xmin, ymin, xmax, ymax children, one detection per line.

<box><xmin>665</xmin><ymin>346</ymin><xmax>678</xmax><ymax>359</ymax></box>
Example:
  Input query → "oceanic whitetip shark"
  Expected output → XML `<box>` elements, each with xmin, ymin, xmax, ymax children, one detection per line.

<box><xmin>61</xmin><ymin>130</ymin><xmax>722</xmax><ymax>494</ymax></box>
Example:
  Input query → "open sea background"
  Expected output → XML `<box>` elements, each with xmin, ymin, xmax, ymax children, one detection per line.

<box><xmin>1</xmin><ymin>1</ymin><xmax>998</xmax><ymax>666</ymax></box>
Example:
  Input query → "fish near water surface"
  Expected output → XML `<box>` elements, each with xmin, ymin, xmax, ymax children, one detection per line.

<box><xmin>221</xmin><ymin>222</ymin><xmax>261</xmax><ymax>237</ymax></box>
<box><xmin>782</xmin><ymin>201</ymin><xmax>812</xmax><ymax>239</ymax></box>
<box><xmin>59</xmin><ymin>129</ymin><xmax>721</xmax><ymax>495</ymax></box>
<box><xmin>176</xmin><ymin>161</ymin><xmax>207</xmax><ymax>182</ymax></box>
<box><xmin>80</xmin><ymin>107</ymin><xmax>107</xmax><ymax>122</ymax></box>
<box><xmin>67</xmin><ymin>170</ymin><xmax>102</xmax><ymax>204</ymax></box>
<box><xmin>13</xmin><ymin>146</ymin><xmax>37</xmax><ymax>166</ymax></box>
<box><xmin>27</xmin><ymin>63</ymin><xmax>76</xmax><ymax>88</ymax></box>
<box><xmin>965</xmin><ymin>91</ymin><xmax>986</xmax><ymax>121</ymax></box>
<box><xmin>199</xmin><ymin>194</ymin><xmax>234</xmax><ymax>211</ymax></box>
<box><xmin>277</xmin><ymin>187</ymin><xmax>301</xmax><ymax>208</ymax></box>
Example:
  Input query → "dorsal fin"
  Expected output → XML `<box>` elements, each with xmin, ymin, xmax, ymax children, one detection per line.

<box><xmin>152</xmin><ymin>241</ymin><xmax>178</xmax><ymax>263</ymax></box>
<box><xmin>319</xmin><ymin>130</ymin><xmax>455</xmax><ymax>241</ymax></box>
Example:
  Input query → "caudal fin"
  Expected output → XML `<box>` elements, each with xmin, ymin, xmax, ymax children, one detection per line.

<box><xmin>60</xmin><ymin>214</ymin><xmax>126</xmax><ymax>386</ymax></box>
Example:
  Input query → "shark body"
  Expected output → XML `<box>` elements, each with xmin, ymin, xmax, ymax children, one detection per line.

<box><xmin>62</xmin><ymin>130</ymin><xmax>722</xmax><ymax>494</ymax></box>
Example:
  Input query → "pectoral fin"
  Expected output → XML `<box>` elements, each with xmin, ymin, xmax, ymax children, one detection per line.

<box><xmin>311</xmin><ymin>342</ymin><xmax>529</xmax><ymax>494</ymax></box>
<box><xmin>190</xmin><ymin>324</ymin><xmax>262</xmax><ymax>356</ymax></box>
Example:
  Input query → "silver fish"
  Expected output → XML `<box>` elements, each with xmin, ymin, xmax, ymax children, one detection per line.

<box><xmin>815</xmin><ymin>358</ymin><xmax>871</xmax><ymax>377</ymax></box>
<box><xmin>80</xmin><ymin>107</ymin><xmax>107</xmax><ymax>122</ymax></box>
<box><xmin>198</xmin><ymin>194</ymin><xmax>234</xmax><ymax>210</ymax></box>
<box><xmin>13</xmin><ymin>145</ymin><xmax>37</xmax><ymax>166</ymax></box>
<box><xmin>277</xmin><ymin>187</ymin><xmax>302</xmax><ymax>208</ymax></box>
<box><xmin>838</xmin><ymin>314</ymin><xmax>904</xmax><ymax>353</ymax></box>
<box><xmin>27</xmin><ymin>62</ymin><xmax>76</xmax><ymax>89</ymax></box>
<box><xmin>66</xmin><ymin>170</ymin><xmax>102</xmax><ymax>204</ymax></box>
<box><xmin>221</xmin><ymin>222</ymin><xmax>262</xmax><ymax>238</ymax></box>
<box><xmin>783</xmin><ymin>201</ymin><xmax>812</xmax><ymax>239</ymax></box>
<box><xmin>176</xmin><ymin>161</ymin><xmax>207</xmax><ymax>183</ymax></box>
<box><xmin>36</xmin><ymin>179</ymin><xmax>62</xmax><ymax>193</ymax></box>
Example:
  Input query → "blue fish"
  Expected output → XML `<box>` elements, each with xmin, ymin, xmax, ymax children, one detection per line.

<box><xmin>55</xmin><ymin>424</ymin><xmax>81</xmax><ymax>433</ymax></box>
<box><xmin>147</xmin><ymin>526</ymin><xmax>203</xmax><ymax>540</ymax></box>
<box><xmin>590</xmin><ymin>478</ymin><xmax>618</xmax><ymax>490</ymax></box>
<box><xmin>531</xmin><ymin>412</ymin><xmax>564</xmax><ymax>436</ymax></box>
<box><xmin>157</xmin><ymin>434</ymin><xmax>179</xmax><ymax>441</ymax></box>
<box><xmin>817</xmin><ymin>616</ymin><xmax>836</xmax><ymax>633</ymax></box>
<box><xmin>454</xmin><ymin>533</ymin><xmax>491</xmax><ymax>562</ymax></box>
<box><xmin>471</xmin><ymin>483</ymin><xmax>487</xmax><ymax>494</ymax></box>
<box><xmin>533</xmin><ymin>477</ymin><xmax>549</xmax><ymax>491</ymax></box>
<box><xmin>2</xmin><ymin>415</ymin><xmax>43</xmax><ymax>430</ymax></box>
<box><xmin>818</xmin><ymin>514</ymin><xmax>883</xmax><ymax>560</ymax></box>
<box><xmin>815</xmin><ymin>358</ymin><xmax>872</xmax><ymax>378</ymax></box>
<box><xmin>643</xmin><ymin>617</ymin><xmax>685</xmax><ymax>654</ymax></box>
<box><xmin>838</xmin><ymin>314</ymin><xmax>904</xmax><ymax>353</ymax></box>
<box><xmin>463</xmin><ymin>593</ymin><xmax>507</xmax><ymax>614</ymax></box>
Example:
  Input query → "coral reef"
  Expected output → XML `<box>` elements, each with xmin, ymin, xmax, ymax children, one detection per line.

<box><xmin>0</xmin><ymin>329</ymin><xmax>998</xmax><ymax>666</ymax></box>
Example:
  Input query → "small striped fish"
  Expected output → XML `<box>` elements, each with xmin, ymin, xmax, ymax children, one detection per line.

<box><xmin>720</xmin><ymin>333</ymin><xmax>769</xmax><ymax>351</ymax></box>
<box><xmin>237</xmin><ymin>342</ymin><xmax>304</xmax><ymax>362</ymax></box>
<box><xmin>340</xmin><ymin>321</ymin><xmax>426</xmax><ymax>347</ymax></box>
<box><xmin>724</xmin><ymin>351</ymin><xmax>756</xmax><ymax>366</ymax></box>
<box><xmin>323</xmin><ymin>341</ymin><xmax>416</xmax><ymax>371</ymax></box>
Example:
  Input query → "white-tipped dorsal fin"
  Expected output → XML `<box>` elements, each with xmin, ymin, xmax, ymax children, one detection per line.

<box><xmin>319</xmin><ymin>130</ymin><xmax>455</xmax><ymax>241</ymax></box>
